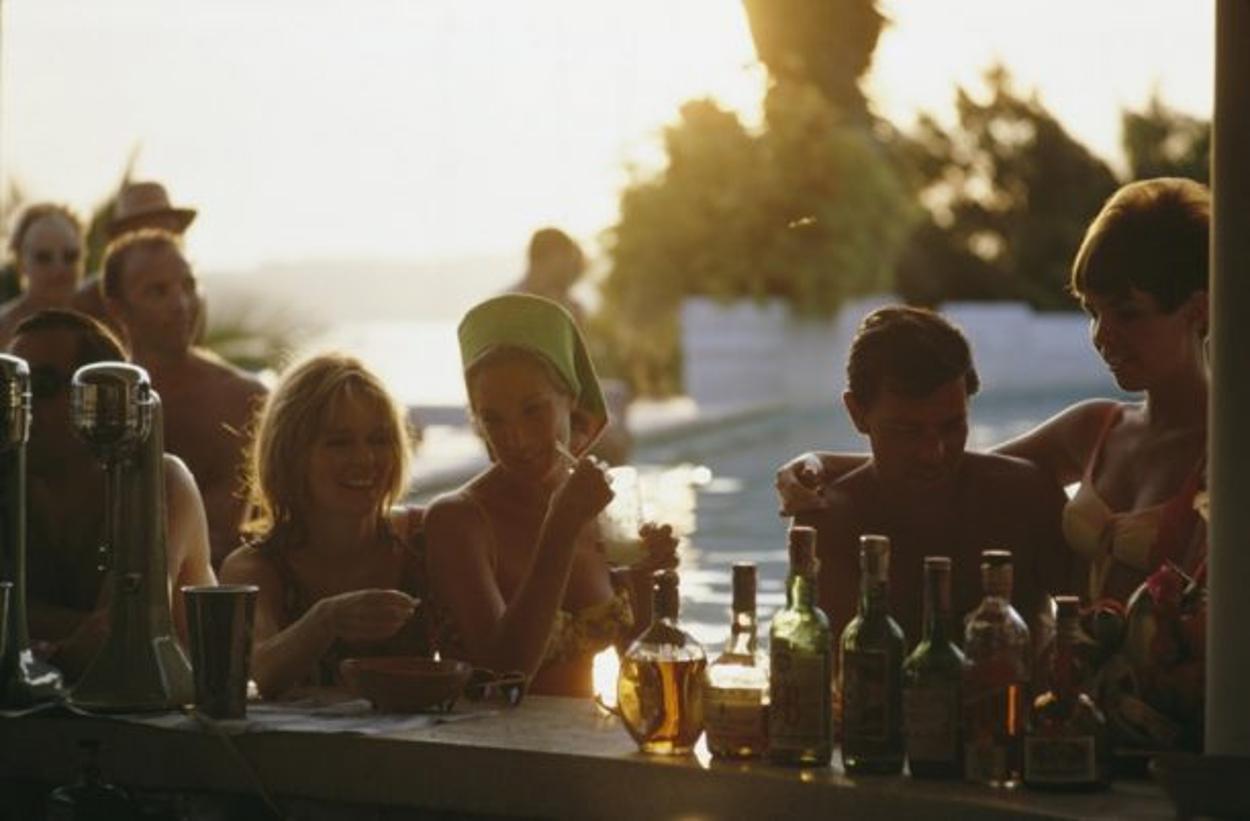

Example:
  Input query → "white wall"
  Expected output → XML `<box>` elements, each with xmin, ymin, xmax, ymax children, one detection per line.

<box><xmin>681</xmin><ymin>296</ymin><xmax>1118</xmax><ymax>409</ymax></box>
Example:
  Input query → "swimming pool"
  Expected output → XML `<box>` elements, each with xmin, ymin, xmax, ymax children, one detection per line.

<box><xmin>632</xmin><ymin>389</ymin><xmax>1114</xmax><ymax>648</ymax></box>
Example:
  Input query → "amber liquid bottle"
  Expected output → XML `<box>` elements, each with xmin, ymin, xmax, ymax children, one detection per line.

<box><xmin>1024</xmin><ymin>596</ymin><xmax>1111</xmax><ymax>791</ymax></box>
<box><xmin>839</xmin><ymin>534</ymin><xmax>906</xmax><ymax>775</ymax></box>
<box><xmin>768</xmin><ymin>526</ymin><xmax>833</xmax><ymax>766</ymax></box>
<box><xmin>703</xmin><ymin>563</ymin><xmax>770</xmax><ymax>759</ymax></box>
<box><xmin>963</xmin><ymin>549</ymin><xmax>1031</xmax><ymax>787</ymax></box>
<box><xmin>618</xmin><ymin>570</ymin><xmax>707</xmax><ymax>754</ymax></box>
<box><xmin>903</xmin><ymin>556</ymin><xmax>966</xmax><ymax>778</ymax></box>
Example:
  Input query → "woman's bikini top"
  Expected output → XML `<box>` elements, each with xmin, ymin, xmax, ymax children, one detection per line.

<box><xmin>257</xmin><ymin>512</ymin><xmax>433</xmax><ymax>686</ymax></box>
<box><xmin>419</xmin><ymin>492</ymin><xmax>634</xmax><ymax>670</ymax></box>
<box><xmin>1060</xmin><ymin>404</ymin><xmax>1204</xmax><ymax>599</ymax></box>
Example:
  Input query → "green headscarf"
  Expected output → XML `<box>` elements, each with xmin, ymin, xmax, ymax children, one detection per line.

<box><xmin>458</xmin><ymin>294</ymin><xmax>607</xmax><ymax>454</ymax></box>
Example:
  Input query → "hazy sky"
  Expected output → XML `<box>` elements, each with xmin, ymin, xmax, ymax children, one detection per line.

<box><xmin>0</xmin><ymin>0</ymin><xmax>1215</xmax><ymax>274</ymax></box>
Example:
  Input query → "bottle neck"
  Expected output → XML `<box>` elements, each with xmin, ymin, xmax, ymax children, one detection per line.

<box><xmin>653</xmin><ymin>584</ymin><xmax>680</xmax><ymax>624</ymax></box>
<box><xmin>922</xmin><ymin>563</ymin><xmax>953</xmax><ymax>645</ymax></box>
<box><xmin>725</xmin><ymin>606</ymin><xmax>758</xmax><ymax>655</ymax></box>
<box><xmin>859</xmin><ymin>573</ymin><xmax>889</xmax><ymax>619</ymax></box>
<box><xmin>787</xmin><ymin>569</ymin><xmax>817</xmax><ymax>611</ymax></box>
<box><xmin>1051</xmin><ymin>618</ymin><xmax>1079</xmax><ymax>696</ymax></box>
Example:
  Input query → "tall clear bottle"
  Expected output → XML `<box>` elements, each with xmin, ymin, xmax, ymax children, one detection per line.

<box><xmin>617</xmin><ymin>570</ymin><xmax>707</xmax><ymax>754</ymax></box>
<box><xmin>963</xmin><ymin>549</ymin><xmax>1031</xmax><ymax>787</ymax></box>
<box><xmin>839</xmin><ymin>534</ymin><xmax>906</xmax><ymax>774</ymax></box>
<box><xmin>768</xmin><ymin>525</ymin><xmax>833</xmax><ymax>766</ymax></box>
<box><xmin>903</xmin><ymin>556</ymin><xmax>966</xmax><ymax>778</ymax></box>
<box><xmin>1024</xmin><ymin>595</ymin><xmax>1110</xmax><ymax>791</ymax></box>
<box><xmin>703</xmin><ymin>563</ymin><xmax>770</xmax><ymax>759</ymax></box>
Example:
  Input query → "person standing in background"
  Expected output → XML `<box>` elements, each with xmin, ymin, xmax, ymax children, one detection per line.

<box><xmin>73</xmin><ymin>181</ymin><xmax>204</xmax><ymax>343</ymax></box>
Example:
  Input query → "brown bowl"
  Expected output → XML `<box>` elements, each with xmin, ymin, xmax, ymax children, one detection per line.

<box><xmin>339</xmin><ymin>657</ymin><xmax>472</xmax><ymax>713</ymax></box>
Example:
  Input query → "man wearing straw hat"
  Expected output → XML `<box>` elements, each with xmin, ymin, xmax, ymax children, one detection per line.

<box><xmin>72</xmin><ymin>181</ymin><xmax>203</xmax><ymax>339</ymax></box>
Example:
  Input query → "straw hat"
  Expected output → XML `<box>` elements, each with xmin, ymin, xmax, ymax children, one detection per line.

<box><xmin>105</xmin><ymin>181</ymin><xmax>197</xmax><ymax>239</ymax></box>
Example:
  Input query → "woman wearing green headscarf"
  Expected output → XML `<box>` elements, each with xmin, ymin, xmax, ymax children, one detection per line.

<box><xmin>424</xmin><ymin>294</ymin><xmax>676</xmax><ymax>697</ymax></box>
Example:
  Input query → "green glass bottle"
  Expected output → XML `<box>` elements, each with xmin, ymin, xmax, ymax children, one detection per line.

<box><xmin>768</xmin><ymin>525</ymin><xmax>833</xmax><ymax>766</ymax></box>
<box><xmin>903</xmin><ymin>556</ymin><xmax>966</xmax><ymax>778</ymax></box>
<box><xmin>839</xmin><ymin>534</ymin><xmax>906</xmax><ymax>774</ymax></box>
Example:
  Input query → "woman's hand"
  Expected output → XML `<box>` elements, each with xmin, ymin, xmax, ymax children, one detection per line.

<box><xmin>775</xmin><ymin>452</ymin><xmax>828</xmax><ymax>516</ymax></box>
<box><xmin>635</xmin><ymin>522</ymin><xmax>679</xmax><ymax>572</ymax></box>
<box><xmin>549</xmin><ymin>456</ymin><xmax>614</xmax><ymax>531</ymax></box>
<box><xmin>318</xmin><ymin>589</ymin><xmax>418</xmax><ymax>643</ymax></box>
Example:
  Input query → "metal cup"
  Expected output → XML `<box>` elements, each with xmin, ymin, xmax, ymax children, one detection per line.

<box><xmin>182</xmin><ymin>585</ymin><xmax>258</xmax><ymax>719</ymax></box>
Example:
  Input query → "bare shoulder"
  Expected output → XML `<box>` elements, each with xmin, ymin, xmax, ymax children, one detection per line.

<box><xmin>962</xmin><ymin>452</ymin><xmax>1065</xmax><ymax>522</ymax></box>
<box><xmin>964</xmin><ymin>451</ymin><xmax>1056</xmax><ymax>490</ymax></box>
<box><xmin>424</xmin><ymin>490</ymin><xmax>489</xmax><ymax>548</ymax></box>
<box><xmin>190</xmin><ymin>350</ymin><xmax>268</xmax><ymax>400</ymax></box>
<box><xmin>1043</xmin><ymin>398</ymin><xmax>1122</xmax><ymax>440</ymax></box>
<box><xmin>162</xmin><ymin>453</ymin><xmax>197</xmax><ymax>486</ymax></box>
<box><xmin>218</xmin><ymin>543</ymin><xmax>279</xmax><ymax>587</ymax></box>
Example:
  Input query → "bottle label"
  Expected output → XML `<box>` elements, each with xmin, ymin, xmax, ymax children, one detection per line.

<box><xmin>903</xmin><ymin>685</ymin><xmax>958</xmax><ymax>762</ymax></box>
<box><xmin>1024</xmin><ymin>736</ymin><xmax>1097</xmax><ymax>783</ymax></box>
<box><xmin>842</xmin><ymin>649</ymin><xmax>889</xmax><ymax>743</ymax></box>
<box><xmin>705</xmin><ymin>686</ymin><xmax>767</xmax><ymax>748</ymax></box>
<box><xmin>769</xmin><ymin>646</ymin><xmax>831</xmax><ymax>749</ymax></box>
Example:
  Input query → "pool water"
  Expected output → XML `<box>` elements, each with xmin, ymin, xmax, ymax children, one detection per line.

<box><xmin>631</xmin><ymin>389</ymin><xmax>1111</xmax><ymax>649</ymax></box>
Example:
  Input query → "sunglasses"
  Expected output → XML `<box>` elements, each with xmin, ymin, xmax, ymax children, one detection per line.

<box><xmin>29</xmin><ymin>365</ymin><xmax>71</xmax><ymax>400</ymax></box>
<box><xmin>463</xmin><ymin>668</ymin><xmax>527</xmax><ymax>708</ymax></box>
<box><xmin>30</xmin><ymin>248</ymin><xmax>81</xmax><ymax>267</ymax></box>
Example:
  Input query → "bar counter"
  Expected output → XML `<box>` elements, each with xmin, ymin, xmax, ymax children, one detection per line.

<box><xmin>0</xmin><ymin>695</ymin><xmax>1173</xmax><ymax>819</ymax></box>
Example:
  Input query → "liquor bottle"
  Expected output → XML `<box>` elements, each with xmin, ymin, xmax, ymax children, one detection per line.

<box><xmin>617</xmin><ymin>569</ymin><xmax>707</xmax><ymax>754</ymax></box>
<box><xmin>1024</xmin><ymin>596</ymin><xmax>1111</xmax><ymax>791</ymax></box>
<box><xmin>839</xmin><ymin>534</ymin><xmax>906</xmax><ymax>775</ymax></box>
<box><xmin>703</xmin><ymin>563</ymin><xmax>770</xmax><ymax>759</ymax></box>
<box><xmin>903</xmin><ymin>556</ymin><xmax>966</xmax><ymax>778</ymax></box>
<box><xmin>963</xmin><ymin>549</ymin><xmax>1031</xmax><ymax>787</ymax></box>
<box><xmin>768</xmin><ymin>525</ymin><xmax>833</xmax><ymax>766</ymax></box>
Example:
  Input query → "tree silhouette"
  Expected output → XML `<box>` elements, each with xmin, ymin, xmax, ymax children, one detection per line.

<box><xmin>896</xmin><ymin>66</ymin><xmax>1119</xmax><ymax>310</ymax></box>
<box><xmin>1122</xmin><ymin>93</ymin><xmax>1210</xmax><ymax>184</ymax></box>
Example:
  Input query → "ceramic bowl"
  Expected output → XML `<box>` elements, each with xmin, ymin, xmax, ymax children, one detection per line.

<box><xmin>339</xmin><ymin>656</ymin><xmax>472</xmax><ymax>713</ymax></box>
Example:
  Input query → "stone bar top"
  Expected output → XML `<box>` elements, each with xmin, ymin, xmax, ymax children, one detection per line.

<box><xmin>0</xmin><ymin>695</ymin><xmax>1173</xmax><ymax>819</ymax></box>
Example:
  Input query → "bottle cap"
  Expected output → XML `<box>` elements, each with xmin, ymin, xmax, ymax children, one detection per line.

<box><xmin>788</xmin><ymin>526</ymin><xmax>818</xmax><ymax>573</ymax></box>
<box><xmin>731</xmin><ymin>563</ymin><xmax>757</xmax><ymax>612</ymax></box>
<box><xmin>980</xmin><ymin>549</ymin><xmax>1014</xmax><ymax>595</ymax></box>
<box><xmin>1054</xmin><ymin>595</ymin><xmax>1081</xmax><ymax>621</ymax></box>
<box><xmin>859</xmin><ymin>534</ymin><xmax>890</xmax><ymax>578</ymax></box>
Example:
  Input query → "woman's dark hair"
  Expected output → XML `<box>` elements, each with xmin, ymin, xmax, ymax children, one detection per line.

<box><xmin>7</xmin><ymin>203</ymin><xmax>81</xmax><ymax>257</ymax></box>
<box><xmin>847</xmin><ymin>306</ymin><xmax>980</xmax><ymax>408</ymax></box>
<box><xmin>1070</xmin><ymin>177</ymin><xmax>1210</xmax><ymax>311</ymax></box>
<box><xmin>12</xmin><ymin>308</ymin><xmax>128</xmax><ymax>365</ymax></box>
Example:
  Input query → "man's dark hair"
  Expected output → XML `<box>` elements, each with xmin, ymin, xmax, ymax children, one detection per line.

<box><xmin>13</xmin><ymin>308</ymin><xmax>128</xmax><ymax>366</ymax></box>
<box><xmin>527</xmin><ymin>227</ymin><xmax>581</xmax><ymax>268</ymax></box>
<box><xmin>101</xmin><ymin>228</ymin><xmax>182</xmax><ymax>301</ymax></box>
<box><xmin>1070</xmin><ymin>177</ymin><xmax>1209</xmax><ymax>311</ymax></box>
<box><xmin>846</xmin><ymin>306</ymin><xmax>980</xmax><ymax>407</ymax></box>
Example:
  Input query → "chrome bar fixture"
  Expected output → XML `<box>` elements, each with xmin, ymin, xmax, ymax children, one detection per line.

<box><xmin>68</xmin><ymin>363</ymin><xmax>192</xmax><ymax>711</ymax></box>
<box><xmin>0</xmin><ymin>354</ymin><xmax>64</xmax><ymax>706</ymax></box>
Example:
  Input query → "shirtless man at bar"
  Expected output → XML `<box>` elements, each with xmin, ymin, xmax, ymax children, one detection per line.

<box><xmin>789</xmin><ymin>306</ymin><xmax>1072</xmax><ymax>644</ymax></box>
<box><xmin>102</xmin><ymin>230</ymin><xmax>266</xmax><ymax>567</ymax></box>
<box><xmin>8</xmin><ymin>309</ymin><xmax>216</xmax><ymax>679</ymax></box>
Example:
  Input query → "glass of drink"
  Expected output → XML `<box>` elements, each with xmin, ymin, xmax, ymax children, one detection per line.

<box><xmin>598</xmin><ymin>466</ymin><xmax>645</xmax><ymax>566</ymax></box>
